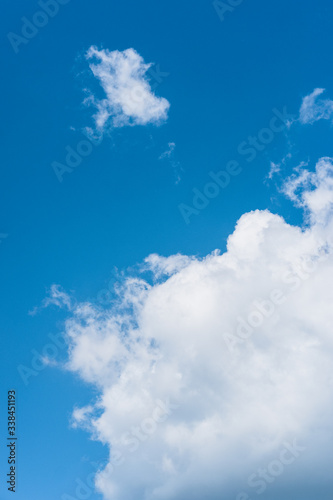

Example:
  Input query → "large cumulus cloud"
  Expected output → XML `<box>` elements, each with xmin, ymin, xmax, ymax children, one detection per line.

<box><xmin>61</xmin><ymin>158</ymin><xmax>333</xmax><ymax>500</ymax></box>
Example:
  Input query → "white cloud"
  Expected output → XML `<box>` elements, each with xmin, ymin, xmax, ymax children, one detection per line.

<box><xmin>282</xmin><ymin>157</ymin><xmax>333</xmax><ymax>225</ymax></box>
<box><xmin>159</xmin><ymin>142</ymin><xmax>182</xmax><ymax>184</ymax></box>
<box><xmin>85</xmin><ymin>47</ymin><xmax>170</xmax><ymax>129</ymax></box>
<box><xmin>144</xmin><ymin>253</ymin><xmax>195</xmax><ymax>279</ymax></box>
<box><xmin>29</xmin><ymin>284</ymin><xmax>74</xmax><ymax>315</ymax></box>
<box><xmin>268</xmin><ymin>161</ymin><xmax>281</xmax><ymax>179</ymax></box>
<box><xmin>59</xmin><ymin>157</ymin><xmax>333</xmax><ymax>499</ymax></box>
<box><xmin>71</xmin><ymin>405</ymin><xmax>95</xmax><ymax>430</ymax></box>
<box><xmin>267</xmin><ymin>153</ymin><xmax>292</xmax><ymax>180</ymax></box>
<box><xmin>299</xmin><ymin>88</ymin><xmax>333</xmax><ymax>124</ymax></box>
<box><xmin>159</xmin><ymin>142</ymin><xmax>176</xmax><ymax>160</ymax></box>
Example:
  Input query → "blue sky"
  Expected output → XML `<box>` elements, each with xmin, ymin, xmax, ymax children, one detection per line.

<box><xmin>1</xmin><ymin>0</ymin><xmax>333</xmax><ymax>499</ymax></box>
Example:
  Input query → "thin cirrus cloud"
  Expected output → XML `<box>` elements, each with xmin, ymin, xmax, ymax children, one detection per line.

<box><xmin>299</xmin><ymin>87</ymin><xmax>333</xmax><ymax>124</ymax></box>
<box><xmin>53</xmin><ymin>155</ymin><xmax>333</xmax><ymax>499</ymax></box>
<box><xmin>29</xmin><ymin>284</ymin><xmax>74</xmax><ymax>316</ymax></box>
<box><xmin>84</xmin><ymin>46</ymin><xmax>170</xmax><ymax>130</ymax></box>
<box><xmin>159</xmin><ymin>142</ymin><xmax>183</xmax><ymax>184</ymax></box>
<box><xmin>267</xmin><ymin>88</ymin><xmax>333</xmax><ymax>180</ymax></box>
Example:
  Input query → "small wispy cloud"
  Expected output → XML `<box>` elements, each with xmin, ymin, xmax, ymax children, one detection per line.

<box><xmin>299</xmin><ymin>88</ymin><xmax>333</xmax><ymax>124</ymax></box>
<box><xmin>267</xmin><ymin>153</ymin><xmax>292</xmax><ymax>180</ymax></box>
<box><xmin>159</xmin><ymin>142</ymin><xmax>183</xmax><ymax>184</ymax></box>
<box><xmin>71</xmin><ymin>405</ymin><xmax>95</xmax><ymax>430</ymax></box>
<box><xmin>85</xmin><ymin>47</ymin><xmax>170</xmax><ymax>130</ymax></box>
<box><xmin>159</xmin><ymin>141</ymin><xmax>176</xmax><ymax>160</ymax></box>
<box><xmin>268</xmin><ymin>161</ymin><xmax>281</xmax><ymax>179</ymax></box>
<box><xmin>29</xmin><ymin>284</ymin><xmax>74</xmax><ymax>316</ymax></box>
